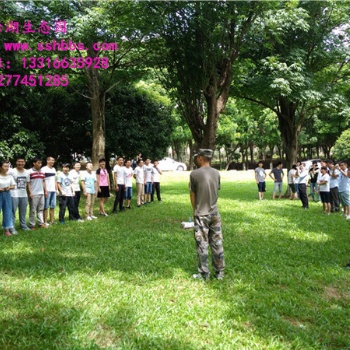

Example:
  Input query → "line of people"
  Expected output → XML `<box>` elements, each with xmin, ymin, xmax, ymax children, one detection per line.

<box><xmin>255</xmin><ymin>160</ymin><xmax>350</xmax><ymax>217</ymax></box>
<box><xmin>0</xmin><ymin>156</ymin><xmax>163</xmax><ymax>236</ymax></box>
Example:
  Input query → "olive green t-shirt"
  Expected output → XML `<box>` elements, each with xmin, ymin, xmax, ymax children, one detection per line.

<box><xmin>190</xmin><ymin>166</ymin><xmax>220</xmax><ymax>216</ymax></box>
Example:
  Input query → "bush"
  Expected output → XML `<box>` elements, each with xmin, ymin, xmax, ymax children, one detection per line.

<box><xmin>333</xmin><ymin>129</ymin><xmax>350</xmax><ymax>160</ymax></box>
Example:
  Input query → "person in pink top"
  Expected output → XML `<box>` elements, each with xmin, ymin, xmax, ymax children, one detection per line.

<box><xmin>96</xmin><ymin>158</ymin><xmax>110</xmax><ymax>216</ymax></box>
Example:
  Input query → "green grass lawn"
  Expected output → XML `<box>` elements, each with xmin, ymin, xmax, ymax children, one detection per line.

<box><xmin>1</xmin><ymin>171</ymin><xmax>350</xmax><ymax>349</ymax></box>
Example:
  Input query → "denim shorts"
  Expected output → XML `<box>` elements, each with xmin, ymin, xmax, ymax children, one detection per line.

<box><xmin>124</xmin><ymin>187</ymin><xmax>132</xmax><ymax>200</ymax></box>
<box><xmin>145</xmin><ymin>182</ymin><xmax>152</xmax><ymax>194</ymax></box>
<box><xmin>44</xmin><ymin>191</ymin><xmax>57</xmax><ymax>209</ymax></box>
<box><xmin>339</xmin><ymin>191</ymin><xmax>350</xmax><ymax>206</ymax></box>
<box><xmin>273</xmin><ymin>182</ymin><xmax>283</xmax><ymax>193</ymax></box>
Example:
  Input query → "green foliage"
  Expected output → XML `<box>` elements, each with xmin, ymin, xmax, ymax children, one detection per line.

<box><xmin>105</xmin><ymin>85</ymin><xmax>174</xmax><ymax>160</ymax></box>
<box><xmin>333</xmin><ymin>129</ymin><xmax>350</xmax><ymax>160</ymax></box>
<box><xmin>233</xmin><ymin>0</ymin><xmax>350</xmax><ymax>166</ymax></box>
<box><xmin>149</xmin><ymin>1</ymin><xmax>269</xmax><ymax>148</ymax></box>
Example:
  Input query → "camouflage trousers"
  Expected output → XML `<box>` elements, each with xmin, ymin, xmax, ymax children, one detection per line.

<box><xmin>194</xmin><ymin>213</ymin><xmax>225</xmax><ymax>277</ymax></box>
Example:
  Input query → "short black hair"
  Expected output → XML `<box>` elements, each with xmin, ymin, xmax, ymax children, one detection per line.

<box><xmin>0</xmin><ymin>159</ymin><xmax>9</xmax><ymax>167</ymax></box>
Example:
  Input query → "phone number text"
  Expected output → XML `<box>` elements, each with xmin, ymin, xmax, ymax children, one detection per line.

<box><xmin>22</xmin><ymin>56</ymin><xmax>109</xmax><ymax>69</ymax></box>
<box><xmin>0</xmin><ymin>74</ymin><xmax>69</xmax><ymax>87</ymax></box>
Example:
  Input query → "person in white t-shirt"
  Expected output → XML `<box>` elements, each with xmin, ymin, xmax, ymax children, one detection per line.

<box><xmin>41</xmin><ymin>156</ymin><xmax>57</xmax><ymax>225</ymax></box>
<box><xmin>0</xmin><ymin>159</ymin><xmax>16</xmax><ymax>236</ymax></box>
<box><xmin>69</xmin><ymin>162</ymin><xmax>83</xmax><ymax>222</ymax></box>
<box><xmin>151</xmin><ymin>160</ymin><xmax>162</xmax><ymax>202</ymax></box>
<box><xmin>317</xmin><ymin>166</ymin><xmax>331</xmax><ymax>215</ymax></box>
<box><xmin>9</xmin><ymin>157</ymin><xmax>30</xmax><ymax>231</ymax></box>
<box><xmin>134</xmin><ymin>159</ymin><xmax>145</xmax><ymax>207</ymax></box>
<box><xmin>57</xmin><ymin>163</ymin><xmax>75</xmax><ymax>224</ymax></box>
<box><xmin>287</xmin><ymin>165</ymin><xmax>298</xmax><ymax>200</ymax></box>
<box><xmin>112</xmin><ymin>156</ymin><xmax>126</xmax><ymax>213</ymax></box>
<box><xmin>327</xmin><ymin>160</ymin><xmax>340</xmax><ymax>212</ymax></box>
<box><xmin>143</xmin><ymin>158</ymin><xmax>153</xmax><ymax>204</ymax></box>
<box><xmin>123</xmin><ymin>160</ymin><xmax>133</xmax><ymax>209</ymax></box>
<box><xmin>296</xmin><ymin>163</ymin><xmax>309</xmax><ymax>209</ymax></box>
<box><xmin>254</xmin><ymin>161</ymin><xmax>266</xmax><ymax>200</ymax></box>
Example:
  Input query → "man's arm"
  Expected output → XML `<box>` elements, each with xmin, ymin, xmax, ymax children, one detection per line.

<box><xmin>94</xmin><ymin>179</ymin><xmax>98</xmax><ymax>194</ymax></box>
<box><xmin>190</xmin><ymin>191</ymin><xmax>196</xmax><ymax>214</ymax></box>
<box><xmin>70</xmin><ymin>181</ymin><xmax>75</xmax><ymax>196</ymax></box>
<box><xmin>57</xmin><ymin>181</ymin><xmax>63</xmax><ymax>195</ymax></box>
<box><xmin>81</xmin><ymin>180</ymin><xmax>87</xmax><ymax>196</ymax></box>
<box><xmin>269</xmin><ymin>170</ymin><xmax>275</xmax><ymax>181</ymax></box>
<box><xmin>113</xmin><ymin>170</ymin><xmax>118</xmax><ymax>191</ymax></box>
<box><xmin>331</xmin><ymin>168</ymin><xmax>339</xmax><ymax>178</ymax></box>
<box><xmin>43</xmin><ymin>178</ymin><xmax>48</xmax><ymax>197</ymax></box>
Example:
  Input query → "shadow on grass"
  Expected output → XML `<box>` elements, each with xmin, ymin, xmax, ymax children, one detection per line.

<box><xmin>0</xmin><ymin>287</ymin><xmax>196</xmax><ymax>350</ymax></box>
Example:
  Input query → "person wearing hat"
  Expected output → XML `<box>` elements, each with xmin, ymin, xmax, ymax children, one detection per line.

<box><xmin>189</xmin><ymin>149</ymin><xmax>225</xmax><ymax>280</ymax></box>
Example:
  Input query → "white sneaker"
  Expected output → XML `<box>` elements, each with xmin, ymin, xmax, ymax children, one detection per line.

<box><xmin>77</xmin><ymin>219</ymin><xmax>84</xmax><ymax>223</ymax></box>
<box><xmin>91</xmin><ymin>215</ymin><xmax>97</xmax><ymax>219</ymax></box>
<box><xmin>346</xmin><ymin>215</ymin><xmax>350</xmax><ymax>220</ymax></box>
<box><xmin>86</xmin><ymin>216</ymin><xmax>92</xmax><ymax>221</ymax></box>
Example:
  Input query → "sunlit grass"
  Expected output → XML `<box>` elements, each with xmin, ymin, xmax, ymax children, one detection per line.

<box><xmin>1</xmin><ymin>171</ymin><xmax>350</xmax><ymax>349</ymax></box>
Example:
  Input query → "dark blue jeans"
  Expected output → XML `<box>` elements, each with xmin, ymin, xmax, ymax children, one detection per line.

<box><xmin>0</xmin><ymin>191</ymin><xmax>14</xmax><ymax>229</ymax></box>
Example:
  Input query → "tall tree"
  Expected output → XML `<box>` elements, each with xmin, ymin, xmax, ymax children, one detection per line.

<box><xmin>233</xmin><ymin>0</ymin><xmax>350</xmax><ymax>169</ymax></box>
<box><xmin>10</xmin><ymin>0</ymin><xmax>152</xmax><ymax>166</ymax></box>
<box><xmin>150</xmin><ymin>1</ymin><xmax>266</xmax><ymax>150</ymax></box>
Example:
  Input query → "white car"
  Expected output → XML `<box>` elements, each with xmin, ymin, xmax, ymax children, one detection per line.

<box><xmin>157</xmin><ymin>157</ymin><xmax>187</xmax><ymax>171</ymax></box>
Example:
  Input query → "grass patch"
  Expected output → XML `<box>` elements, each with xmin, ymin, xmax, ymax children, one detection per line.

<box><xmin>1</xmin><ymin>171</ymin><xmax>350</xmax><ymax>349</ymax></box>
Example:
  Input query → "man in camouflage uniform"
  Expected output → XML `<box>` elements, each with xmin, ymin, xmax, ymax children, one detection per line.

<box><xmin>190</xmin><ymin>149</ymin><xmax>225</xmax><ymax>280</ymax></box>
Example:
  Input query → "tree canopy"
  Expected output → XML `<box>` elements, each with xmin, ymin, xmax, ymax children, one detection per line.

<box><xmin>1</xmin><ymin>0</ymin><xmax>350</xmax><ymax>167</ymax></box>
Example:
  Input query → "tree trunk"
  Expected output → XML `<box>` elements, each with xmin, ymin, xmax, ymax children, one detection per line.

<box><xmin>188</xmin><ymin>138</ymin><xmax>194</xmax><ymax>170</ymax></box>
<box><xmin>202</xmin><ymin>85</ymin><xmax>219</xmax><ymax>150</ymax></box>
<box><xmin>241</xmin><ymin>148</ymin><xmax>246</xmax><ymax>170</ymax></box>
<box><xmin>249</xmin><ymin>142</ymin><xmax>254</xmax><ymax>163</ymax></box>
<box><xmin>91</xmin><ymin>90</ymin><xmax>106</xmax><ymax>169</ymax></box>
<box><xmin>87</xmin><ymin>47</ymin><xmax>106</xmax><ymax>169</ymax></box>
<box><xmin>276</xmin><ymin>99</ymin><xmax>301</xmax><ymax>171</ymax></box>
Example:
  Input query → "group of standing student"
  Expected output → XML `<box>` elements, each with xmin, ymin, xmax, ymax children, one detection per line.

<box><xmin>0</xmin><ymin>156</ymin><xmax>88</xmax><ymax>236</ymax></box>
<box><xmin>254</xmin><ymin>160</ymin><xmax>350</xmax><ymax>218</ymax></box>
<box><xmin>113</xmin><ymin>157</ymin><xmax>162</xmax><ymax>213</ymax></box>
